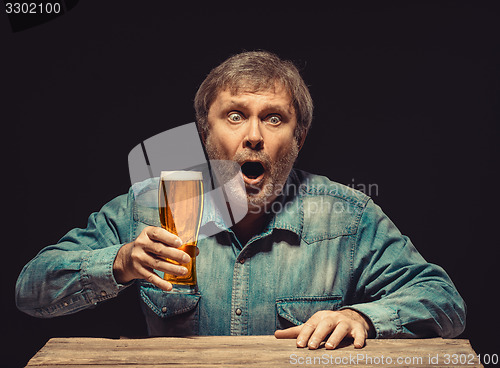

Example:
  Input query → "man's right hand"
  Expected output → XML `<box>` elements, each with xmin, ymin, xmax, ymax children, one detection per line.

<box><xmin>113</xmin><ymin>226</ymin><xmax>190</xmax><ymax>291</ymax></box>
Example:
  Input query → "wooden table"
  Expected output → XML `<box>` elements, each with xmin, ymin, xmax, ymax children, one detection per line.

<box><xmin>26</xmin><ymin>336</ymin><xmax>483</xmax><ymax>367</ymax></box>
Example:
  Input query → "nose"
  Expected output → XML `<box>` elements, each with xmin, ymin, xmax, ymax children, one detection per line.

<box><xmin>244</xmin><ymin>118</ymin><xmax>264</xmax><ymax>150</ymax></box>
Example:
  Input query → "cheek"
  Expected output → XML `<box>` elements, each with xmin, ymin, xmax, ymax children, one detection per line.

<box><xmin>269</xmin><ymin>133</ymin><xmax>297</xmax><ymax>160</ymax></box>
<box><xmin>207</xmin><ymin>128</ymin><xmax>241</xmax><ymax>157</ymax></box>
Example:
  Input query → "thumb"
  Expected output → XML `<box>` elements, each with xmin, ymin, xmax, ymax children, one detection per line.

<box><xmin>274</xmin><ymin>325</ymin><xmax>302</xmax><ymax>339</ymax></box>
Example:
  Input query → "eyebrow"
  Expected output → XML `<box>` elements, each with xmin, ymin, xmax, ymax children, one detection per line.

<box><xmin>224</xmin><ymin>100</ymin><xmax>295</xmax><ymax>117</ymax></box>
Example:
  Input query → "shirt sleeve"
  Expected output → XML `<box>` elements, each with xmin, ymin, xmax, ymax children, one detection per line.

<box><xmin>342</xmin><ymin>199</ymin><xmax>466</xmax><ymax>339</ymax></box>
<box><xmin>15</xmin><ymin>190</ymin><xmax>135</xmax><ymax>318</ymax></box>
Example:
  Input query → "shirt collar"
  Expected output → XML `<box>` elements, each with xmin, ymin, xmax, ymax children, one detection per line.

<box><xmin>201</xmin><ymin>169</ymin><xmax>304</xmax><ymax>238</ymax></box>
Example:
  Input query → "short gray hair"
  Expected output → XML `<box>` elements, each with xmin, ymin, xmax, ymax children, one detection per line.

<box><xmin>194</xmin><ymin>51</ymin><xmax>313</xmax><ymax>141</ymax></box>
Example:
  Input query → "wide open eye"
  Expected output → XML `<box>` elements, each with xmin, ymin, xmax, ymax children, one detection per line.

<box><xmin>265</xmin><ymin>115</ymin><xmax>282</xmax><ymax>125</ymax></box>
<box><xmin>228</xmin><ymin>112</ymin><xmax>243</xmax><ymax>123</ymax></box>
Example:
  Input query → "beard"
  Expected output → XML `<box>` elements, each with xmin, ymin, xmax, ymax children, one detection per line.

<box><xmin>204</xmin><ymin>134</ymin><xmax>299</xmax><ymax>212</ymax></box>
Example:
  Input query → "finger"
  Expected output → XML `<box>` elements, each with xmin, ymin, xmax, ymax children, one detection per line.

<box><xmin>143</xmin><ymin>254</ymin><xmax>188</xmax><ymax>277</ymax></box>
<box><xmin>196</xmin><ymin>247</ymin><xmax>200</xmax><ymax>256</ymax></box>
<box><xmin>138</xmin><ymin>267</ymin><xmax>173</xmax><ymax>292</ymax></box>
<box><xmin>352</xmin><ymin>326</ymin><xmax>367</xmax><ymax>349</ymax></box>
<box><xmin>307</xmin><ymin>319</ymin><xmax>336</xmax><ymax>350</ymax></box>
<box><xmin>325</xmin><ymin>321</ymin><xmax>350</xmax><ymax>350</ymax></box>
<box><xmin>295</xmin><ymin>322</ymin><xmax>317</xmax><ymax>348</ymax></box>
<box><xmin>146</xmin><ymin>226</ymin><xmax>183</xmax><ymax>247</ymax></box>
<box><xmin>146</xmin><ymin>242</ymin><xmax>191</xmax><ymax>264</ymax></box>
<box><xmin>274</xmin><ymin>325</ymin><xmax>302</xmax><ymax>339</ymax></box>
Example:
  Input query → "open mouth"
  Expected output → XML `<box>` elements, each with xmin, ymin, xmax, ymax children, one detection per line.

<box><xmin>241</xmin><ymin>161</ymin><xmax>265</xmax><ymax>185</ymax></box>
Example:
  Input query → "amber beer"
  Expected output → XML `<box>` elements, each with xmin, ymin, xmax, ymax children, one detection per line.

<box><xmin>158</xmin><ymin>171</ymin><xmax>203</xmax><ymax>289</ymax></box>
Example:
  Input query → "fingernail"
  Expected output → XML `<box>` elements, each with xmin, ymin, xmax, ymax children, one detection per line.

<box><xmin>297</xmin><ymin>339</ymin><xmax>306</xmax><ymax>348</ymax></box>
<box><xmin>308</xmin><ymin>341</ymin><xmax>318</xmax><ymax>349</ymax></box>
<box><xmin>325</xmin><ymin>342</ymin><xmax>334</xmax><ymax>349</ymax></box>
<box><xmin>175</xmin><ymin>237</ymin><xmax>183</xmax><ymax>246</ymax></box>
<box><xmin>182</xmin><ymin>255</ymin><xmax>191</xmax><ymax>263</ymax></box>
<box><xmin>181</xmin><ymin>266</ymin><xmax>188</xmax><ymax>274</ymax></box>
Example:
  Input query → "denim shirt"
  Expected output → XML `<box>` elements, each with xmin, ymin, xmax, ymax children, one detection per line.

<box><xmin>16</xmin><ymin>169</ymin><xmax>466</xmax><ymax>338</ymax></box>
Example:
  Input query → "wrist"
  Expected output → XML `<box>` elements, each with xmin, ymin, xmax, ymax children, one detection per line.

<box><xmin>113</xmin><ymin>242</ymin><xmax>133</xmax><ymax>285</ymax></box>
<box><xmin>340</xmin><ymin>308</ymin><xmax>375</xmax><ymax>337</ymax></box>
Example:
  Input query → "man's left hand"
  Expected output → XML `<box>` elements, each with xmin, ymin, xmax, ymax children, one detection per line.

<box><xmin>274</xmin><ymin>309</ymin><xmax>374</xmax><ymax>350</ymax></box>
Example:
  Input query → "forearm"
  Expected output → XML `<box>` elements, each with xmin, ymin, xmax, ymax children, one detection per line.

<box><xmin>16</xmin><ymin>192</ymin><xmax>135</xmax><ymax>318</ymax></box>
<box><xmin>352</xmin><ymin>200</ymin><xmax>466</xmax><ymax>339</ymax></box>
<box><xmin>16</xmin><ymin>243</ymin><xmax>131</xmax><ymax>318</ymax></box>
<box><xmin>345</xmin><ymin>279</ymin><xmax>466</xmax><ymax>339</ymax></box>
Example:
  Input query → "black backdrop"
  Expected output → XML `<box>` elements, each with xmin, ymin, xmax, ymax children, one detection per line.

<box><xmin>1</xmin><ymin>1</ymin><xmax>499</xmax><ymax>367</ymax></box>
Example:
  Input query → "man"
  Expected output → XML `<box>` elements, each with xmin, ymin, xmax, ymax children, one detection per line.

<box><xmin>16</xmin><ymin>51</ymin><xmax>466</xmax><ymax>350</ymax></box>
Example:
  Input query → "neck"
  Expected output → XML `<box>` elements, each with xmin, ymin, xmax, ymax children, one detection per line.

<box><xmin>231</xmin><ymin>187</ymin><xmax>285</xmax><ymax>245</ymax></box>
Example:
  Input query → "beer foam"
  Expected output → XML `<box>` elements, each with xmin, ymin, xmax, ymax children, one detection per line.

<box><xmin>160</xmin><ymin>171</ymin><xmax>203</xmax><ymax>181</ymax></box>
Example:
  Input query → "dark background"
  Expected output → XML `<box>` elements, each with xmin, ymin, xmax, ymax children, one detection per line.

<box><xmin>1</xmin><ymin>1</ymin><xmax>499</xmax><ymax>367</ymax></box>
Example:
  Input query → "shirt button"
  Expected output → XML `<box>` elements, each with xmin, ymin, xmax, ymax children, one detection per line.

<box><xmin>100</xmin><ymin>290</ymin><xmax>107</xmax><ymax>297</ymax></box>
<box><xmin>239</xmin><ymin>258</ymin><xmax>245</xmax><ymax>264</ymax></box>
<box><xmin>235</xmin><ymin>308</ymin><xmax>242</xmax><ymax>316</ymax></box>
<box><xmin>162</xmin><ymin>307</ymin><xmax>167</xmax><ymax>313</ymax></box>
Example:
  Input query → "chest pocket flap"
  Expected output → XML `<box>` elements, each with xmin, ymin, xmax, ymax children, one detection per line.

<box><xmin>139</xmin><ymin>282</ymin><xmax>200</xmax><ymax>318</ymax></box>
<box><xmin>276</xmin><ymin>295</ymin><xmax>343</xmax><ymax>326</ymax></box>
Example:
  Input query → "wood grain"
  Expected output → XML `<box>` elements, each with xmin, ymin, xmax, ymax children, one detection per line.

<box><xmin>26</xmin><ymin>335</ymin><xmax>483</xmax><ymax>367</ymax></box>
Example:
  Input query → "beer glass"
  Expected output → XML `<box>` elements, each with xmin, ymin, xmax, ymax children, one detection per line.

<box><xmin>158</xmin><ymin>171</ymin><xmax>203</xmax><ymax>292</ymax></box>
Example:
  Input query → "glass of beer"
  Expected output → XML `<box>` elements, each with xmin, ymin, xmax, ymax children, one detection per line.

<box><xmin>158</xmin><ymin>171</ymin><xmax>204</xmax><ymax>292</ymax></box>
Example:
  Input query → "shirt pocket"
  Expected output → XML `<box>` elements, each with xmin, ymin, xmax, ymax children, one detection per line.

<box><xmin>275</xmin><ymin>295</ymin><xmax>343</xmax><ymax>330</ymax></box>
<box><xmin>139</xmin><ymin>281</ymin><xmax>201</xmax><ymax>336</ymax></box>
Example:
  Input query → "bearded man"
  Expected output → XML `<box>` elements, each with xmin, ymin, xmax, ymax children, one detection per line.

<box><xmin>16</xmin><ymin>51</ymin><xmax>466</xmax><ymax>350</ymax></box>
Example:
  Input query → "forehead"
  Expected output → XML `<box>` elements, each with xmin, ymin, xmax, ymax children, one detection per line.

<box><xmin>211</xmin><ymin>83</ymin><xmax>295</xmax><ymax>114</ymax></box>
